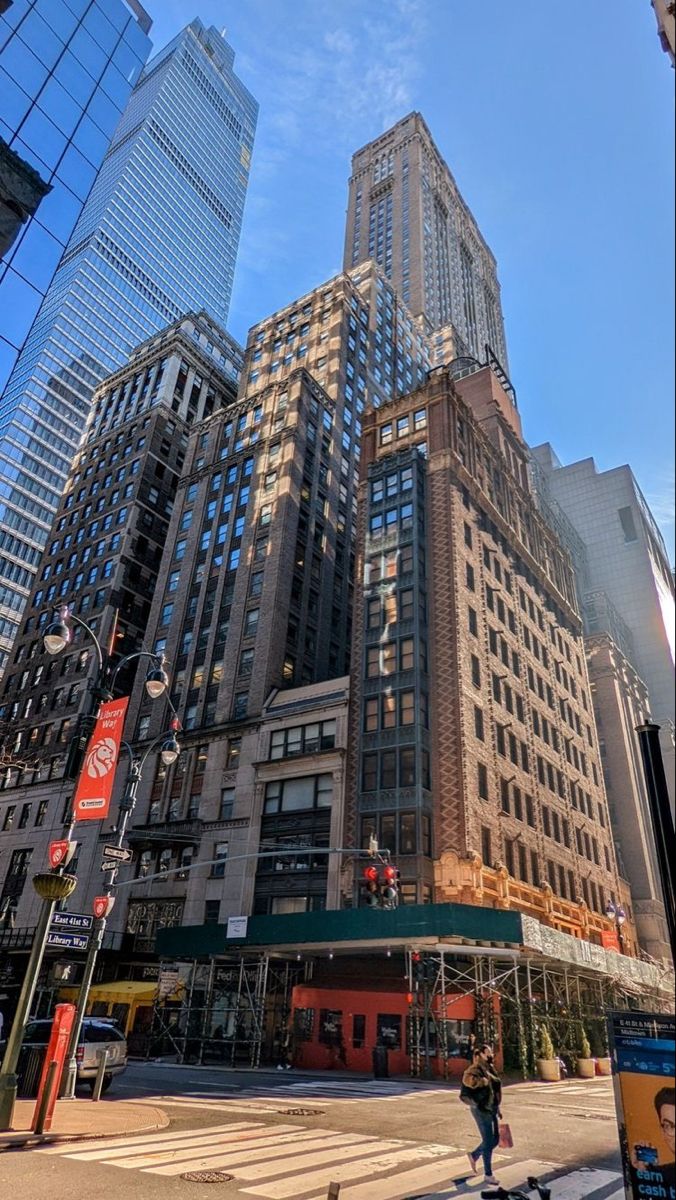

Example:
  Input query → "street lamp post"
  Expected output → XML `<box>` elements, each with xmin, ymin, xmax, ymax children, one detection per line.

<box><xmin>605</xmin><ymin>900</ymin><xmax>627</xmax><ymax>952</ymax></box>
<box><xmin>40</xmin><ymin>606</ymin><xmax>173</xmax><ymax>1099</ymax></box>
<box><xmin>0</xmin><ymin>871</ymin><xmax>77</xmax><ymax>1130</ymax></box>
<box><xmin>60</xmin><ymin>727</ymin><xmax>181</xmax><ymax>1100</ymax></box>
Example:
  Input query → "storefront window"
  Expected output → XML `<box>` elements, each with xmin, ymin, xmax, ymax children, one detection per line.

<box><xmin>319</xmin><ymin>1009</ymin><xmax>344</xmax><ymax>1046</ymax></box>
<box><xmin>352</xmin><ymin>1014</ymin><xmax>366</xmax><ymax>1049</ymax></box>
<box><xmin>376</xmin><ymin>1013</ymin><xmax>402</xmax><ymax>1050</ymax></box>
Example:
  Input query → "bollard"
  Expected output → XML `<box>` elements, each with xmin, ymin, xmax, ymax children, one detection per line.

<box><xmin>91</xmin><ymin>1049</ymin><xmax>109</xmax><ymax>1102</ymax></box>
<box><xmin>33</xmin><ymin>1060</ymin><xmax>58</xmax><ymax>1135</ymax></box>
<box><xmin>327</xmin><ymin>1186</ymin><xmax>341</xmax><ymax>1199</ymax></box>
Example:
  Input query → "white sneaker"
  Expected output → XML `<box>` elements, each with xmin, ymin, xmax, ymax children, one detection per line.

<box><xmin>484</xmin><ymin>1175</ymin><xmax>500</xmax><ymax>1185</ymax></box>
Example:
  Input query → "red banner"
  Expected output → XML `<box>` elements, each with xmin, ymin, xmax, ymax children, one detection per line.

<box><xmin>73</xmin><ymin>697</ymin><xmax>129</xmax><ymax>821</ymax></box>
<box><xmin>31</xmin><ymin>1003</ymin><xmax>76</xmax><ymax>1132</ymax></box>
<box><xmin>601</xmin><ymin>929</ymin><xmax>622</xmax><ymax>953</ymax></box>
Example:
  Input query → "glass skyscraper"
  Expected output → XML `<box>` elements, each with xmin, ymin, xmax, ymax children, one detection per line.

<box><xmin>0</xmin><ymin>17</ymin><xmax>258</xmax><ymax>669</ymax></box>
<box><xmin>0</xmin><ymin>0</ymin><xmax>152</xmax><ymax>670</ymax></box>
<box><xmin>0</xmin><ymin>0</ymin><xmax>152</xmax><ymax>392</ymax></box>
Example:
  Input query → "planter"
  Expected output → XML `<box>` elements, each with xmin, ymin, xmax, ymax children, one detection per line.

<box><xmin>595</xmin><ymin>1056</ymin><xmax>612</xmax><ymax>1076</ymax></box>
<box><xmin>577</xmin><ymin>1058</ymin><xmax>595</xmax><ymax>1079</ymax></box>
<box><xmin>537</xmin><ymin>1058</ymin><xmax>561</xmax><ymax>1082</ymax></box>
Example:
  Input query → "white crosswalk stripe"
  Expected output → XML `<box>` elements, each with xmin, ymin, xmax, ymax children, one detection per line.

<box><xmin>37</xmin><ymin>1119</ymin><xmax>512</xmax><ymax>1196</ymax></box>
<box><xmin>511</xmin><ymin>1081</ymin><xmax>611</xmax><ymax>1096</ymax></box>
<box><xmin>37</xmin><ymin>1120</ymin><xmax>621</xmax><ymax>1199</ymax></box>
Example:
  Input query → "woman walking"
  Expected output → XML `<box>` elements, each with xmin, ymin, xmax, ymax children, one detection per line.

<box><xmin>461</xmin><ymin>1042</ymin><xmax>503</xmax><ymax>1186</ymax></box>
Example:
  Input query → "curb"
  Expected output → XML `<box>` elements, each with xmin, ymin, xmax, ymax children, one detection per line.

<box><xmin>0</xmin><ymin>1104</ymin><xmax>169</xmax><ymax>1151</ymax></box>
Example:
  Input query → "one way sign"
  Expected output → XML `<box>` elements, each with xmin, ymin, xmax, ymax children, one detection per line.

<box><xmin>103</xmin><ymin>845</ymin><xmax>134</xmax><ymax>863</ymax></box>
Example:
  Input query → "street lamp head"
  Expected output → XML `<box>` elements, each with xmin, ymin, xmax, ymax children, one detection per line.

<box><xmin>43</xmin><ymin>615</ymin><xmax>71</xmax><ymax>655</ymax></box>
<box><xmin>145</xmin><ymin>663</ymin><xmax>169</xmax><ymax>699</ymax></box>
<box><xmin>605</xmin><ymin>901</ymin><xmax>617</xmax><ymax>920</ymax></box>
<box><xmin>160</xmin><ymin>733</ymin><xmax>180</xmax><ymax>766</ymax></box>
<box><xmin>616</xmin><ymin>906</ymin><xmax>627</xmax><ymax>926</ymax></box>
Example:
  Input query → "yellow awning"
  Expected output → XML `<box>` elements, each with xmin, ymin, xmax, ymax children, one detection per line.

<box><xmin>58</xmin><ymin>980</ymin><xmax>176</xmax><ymax>1004</ymax></box>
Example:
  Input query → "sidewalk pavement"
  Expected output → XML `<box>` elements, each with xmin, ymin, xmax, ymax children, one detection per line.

<box><xmin>0</xmin><ymin>1098</ymin><xmax>168</xmax><ymax>1150</ymax></box>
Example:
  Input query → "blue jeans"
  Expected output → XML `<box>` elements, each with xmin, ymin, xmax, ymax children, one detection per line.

<box><xmin>471</xmin><ymin>1106</ymin><xmax>499</xmax><ymax>1175</ymax></box>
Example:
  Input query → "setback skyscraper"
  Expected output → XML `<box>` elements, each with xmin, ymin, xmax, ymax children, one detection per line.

<box><xmin>0</xmin><ymin>0</ymin><xmax>153</xmax><ymax>669</ymax></box>
<box><xmin>344</xmin><ymin>113</ymin><xmax>509</xmax><ymax>366</ymax></box>
<box><xmin>532</xmin><ymin>445</ymin><xmax>675</xmax><ymax>809</ymax></box>
<box><xmin>0</xmin><ymin>18</ymin><xmax>257</xmax><ymax>670</ymax></box>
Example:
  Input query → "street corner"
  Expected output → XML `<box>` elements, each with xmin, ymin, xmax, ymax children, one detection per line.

<box><xmin>0</xmin><ymin>1099</ymin><xmax>169</xmax><ymax>1150</ymax></box>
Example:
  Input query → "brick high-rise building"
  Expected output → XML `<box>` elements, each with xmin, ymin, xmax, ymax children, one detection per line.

<box><xmin>0</xmin><ymin>312</ymin><xmax>242</xmax><ymax>931</ymax></box>
<box><xmin>344</xmin><ymin>113</ymin><xmax>509</xmax><ymax>365</ymax></box>
<box><xmin>347</xmin><ymin>360</ymin><xmax>635</xmax><ymax>950</ymax></box>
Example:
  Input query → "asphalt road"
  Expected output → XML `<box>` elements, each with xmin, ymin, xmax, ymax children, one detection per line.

<box><xmin>0</xmin><ymin>1062</ymin><xmax>624</xmax><ymax>1200</ymax></box>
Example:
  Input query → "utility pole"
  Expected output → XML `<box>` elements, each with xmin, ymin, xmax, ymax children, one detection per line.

<box><xmin>635</xmin><ymin>720</ymin><xmax>676</xmax><ymax>966</ymax></box>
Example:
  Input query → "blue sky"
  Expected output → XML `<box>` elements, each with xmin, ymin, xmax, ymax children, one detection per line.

<box><xmin>155</xmin><ymin>1</ymin><xmax>675</xmax><ymax>555</ymax></box>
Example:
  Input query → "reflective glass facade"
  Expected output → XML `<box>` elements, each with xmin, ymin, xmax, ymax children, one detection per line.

<box><xmin>0</xmin><ymin>0</ymin><xmax>152</xmax><ymax>669</ymax></box>
<box><xmin>0</xmin><ymin>17</ymin><xmax>257</xmax><ymax>669</ymax></box>
<box><xmin>0</xmin><ymin>0</ymin><xmax>152</xmax><ymax>391</ymax></box>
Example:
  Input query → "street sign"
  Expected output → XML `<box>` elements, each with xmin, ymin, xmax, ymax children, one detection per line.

<box><xmin>93</xmin><ymin>895</ymin><xmax>115</xmax><ymax>919</ymax></box>
<box><xmin>102</xmin><ymin>845</ymin><xmax>134</xmax><ymax>863</ymax></box>
<box><xmin>50</xmin><ymin>912</ymin><xmax>93</xmax><ymax>932</ymax></box>
<box><xmin>101</xmin><ymin>860</ymin><xmax>120</xmax><ymax>872</ymax></box>
<box><xmin>226</xmin><ymin>916</ymin><xmax>248</xmax><ymax>940</ymax></box>
<box><xmin>48</xmin><ymin>840</ymin><xmax>76</xmax><ymax>869</ymax></box>
<box><xmin>46</xmin><ymin>930</ymin><xmax>90</xmax><ymax>951</ymax></box>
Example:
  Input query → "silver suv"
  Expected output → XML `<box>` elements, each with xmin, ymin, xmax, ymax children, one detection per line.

<box><xmin>19</xmin><ymin>1016</ymin><xmax>128</xmax><ymax>1094</ymax></box>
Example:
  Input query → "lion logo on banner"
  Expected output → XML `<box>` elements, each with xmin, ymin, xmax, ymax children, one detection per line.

<box><xmin>85</xmin><ymin>737</ymin><xmax>117</xmax><ymax>778</ymax></box>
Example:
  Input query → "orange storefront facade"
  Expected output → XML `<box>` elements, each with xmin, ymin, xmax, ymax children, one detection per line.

<box><xmin>289</xmin><ymin>980</ymin><xmax>500</xmax><ymax>1077</ymax></box>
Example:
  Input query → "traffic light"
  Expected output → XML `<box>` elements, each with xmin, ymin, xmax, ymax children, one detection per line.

<box><xmin>380</xmin><ymin>865</ymin><xmax>400</xmax><ymax>909</ymax></box>
<box><xmin>362</xmin><ymin>865</ymin><xmax>380</xmax><ymax>907</ymax></box>
<box><xmin>411</xmin><ymin>952</ymin><xmax>434</xmax><ymax>988</ymax></box>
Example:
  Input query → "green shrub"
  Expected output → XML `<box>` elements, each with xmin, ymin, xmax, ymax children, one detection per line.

<box><xmin>579</xmin><ymin>1030</ymin><xmax>592</xmax><ymax>1059</ymax></box>
<box><xmin>538</xmin><ymin>1025</ymin><xmax>556</xmax><ymax>1060</ymax></box>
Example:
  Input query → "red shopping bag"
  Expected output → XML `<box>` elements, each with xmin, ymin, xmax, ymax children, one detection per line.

<box><xmin>499</xmin><ymin>1122</ymin><xmax>514</xmax><ymax>1149</ymax></box>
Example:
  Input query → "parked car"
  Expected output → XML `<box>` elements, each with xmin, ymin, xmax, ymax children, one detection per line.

<box><xmin>15</xmin><ymin>1016</ymin><xmax>128</xmax><ymax>1095</ymax></box>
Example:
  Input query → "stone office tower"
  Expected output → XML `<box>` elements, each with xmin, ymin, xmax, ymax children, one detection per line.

<box><xmin>347</xmin><ymin>360</ymin><xmax>635</xmax><ymax>951</ymax></box>
<box><xmin>344</xmin><ymin>113</ymin><xmax>509</xmax><ymax>366</ymax></box>
<box><xmin>0</xmin><ymin>312</ymin><xmax>242</xmax><ymax>930</ymax></box>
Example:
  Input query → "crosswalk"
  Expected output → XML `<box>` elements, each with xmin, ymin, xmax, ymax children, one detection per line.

<box><xmin>129</xmin><ymin>1079</ymin><xmax>438</xmax><ymax>1117</ymax></box>
<box><xmin>510</xmin><ymin>1081</ymin><xmax>612</xmax><ymax>1097</ymax></box>
<box><xmin>39</xmin><ymin>1120</ymin><xmax>622</xmax><ymax>1199</ymax></box>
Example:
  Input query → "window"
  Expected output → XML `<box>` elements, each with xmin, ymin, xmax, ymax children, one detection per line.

<box><xmin>468</xmin><ymin>607</ymin><xmax>478</xmax><ymax>636</ymax></box>
<box><xmin>264</xmin><ymin>774</ymin><xmax>333</xmax><ymax>813</ymax></box>
<box><xmin>478</xmin><ymin>762</ymin><xmax>489</xmax><ymax>800</ymax></box>
<box><xmin>400</xmin><ymin>690</ymin><xmax>415</xmax><ymax>725</ymax></box>
<box><xmin>471</xmin><ymin>655</ymin><xmax>481</xmax><ymax>687</ymax></box>
<box><xmin>226</xmin><ymin>739</ymin><xmax>241</xmax><ymax>769</ymax></box>
<box><xmin>474</xmin><ymin>706</ymin><xmax>485</xmax><ymax>741</ymax></box>
<box><xmin>219</xmin><ymin>787</ymin><xmax>235</xmax><ymax>821</ymax></box>
<box><xmin>481</xmin><ymin>826</ymin><xmax>492</xmax><ymax>866</ymax></box>
<box><xmin>269</xmin><ymin>720</ymin><xmax>336</xmax><ymax>759</ymax></box>
<box><xmin>204</xmin><ymin>900</ymin><xmax>220</xmax><ymax>924</ymax></box>
<box><xmin>211</xmin><ymin>842</ymin><xmax>229</xmax><ymax>877</ymax></box>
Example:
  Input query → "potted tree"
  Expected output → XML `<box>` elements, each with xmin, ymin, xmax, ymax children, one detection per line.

<box><xmin>577</xmin><ymin>1029</ymin><xmax>595</xmax><ymax>1079</ymax></box>
<box><xmin>536</xmin><ymin>1024</ymin><xmax>561</xmax><ymax>1082</ymax></box>
<box><xmin>590</xmin><ymin>1025</ymin><xmax>612</xmax><ymax>1076</ymax></box>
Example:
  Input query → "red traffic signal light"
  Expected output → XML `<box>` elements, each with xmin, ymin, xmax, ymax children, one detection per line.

<box><xmin>380</xmin><ymin>863</ymin><xmax>399</xmax><ymax>909</ymax></box>
<box><xmin>362</xmin><ymin>864</ymin><xmax>380</xmax><ymax>907</ymax></box>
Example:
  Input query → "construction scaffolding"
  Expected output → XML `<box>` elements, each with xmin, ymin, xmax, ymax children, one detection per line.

<box><xmin>404</xmin><ymin>947</ymin><xmax>674</xmax><ymax>1080</ymax></box>
<box><xmin>143</xmin><ymin>955</ymin><xmax>310</xmax><ymax>1068</ymax></box>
